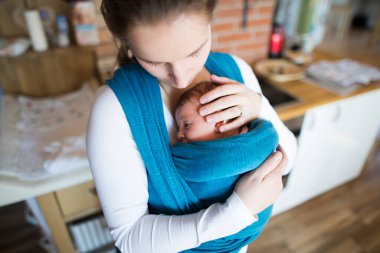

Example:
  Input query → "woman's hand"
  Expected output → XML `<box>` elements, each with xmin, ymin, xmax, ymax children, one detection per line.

<box><xmin>234</xmin><ymin>145</ymin><xmax>288</xmax><ymax>216</ymax></box>
<box><xmin>199</xmin><ymin>74</ymin><xmax>262</xmax><ymax>133</ymax></box>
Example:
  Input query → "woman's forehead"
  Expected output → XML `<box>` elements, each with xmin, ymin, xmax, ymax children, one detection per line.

<box><xmin>128</xmin><ymin>13</ymin><xmax>210</xmax><ymax>63</ymax></box>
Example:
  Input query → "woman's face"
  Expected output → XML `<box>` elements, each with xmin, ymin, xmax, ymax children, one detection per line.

<box><xmin>127</xmin><ymin>13</ymin><xmax>211</xmax><ymax>89</ymax></box>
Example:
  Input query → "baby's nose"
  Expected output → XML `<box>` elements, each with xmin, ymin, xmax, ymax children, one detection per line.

<box><xmin>177</xmin><ymin>130</ymin><xmax>186</xmax><ymax>142</ymax></box>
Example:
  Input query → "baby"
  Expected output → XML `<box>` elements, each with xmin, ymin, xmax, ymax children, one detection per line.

<box><xmin>175</xmin><ymin>81</ymin><xmax>249</xmax><ymax>143</ymax></box>
<box><xmin>172</xmin><ymin>80</ymin><xmax>279</xmax><ymax>249</ymax></box>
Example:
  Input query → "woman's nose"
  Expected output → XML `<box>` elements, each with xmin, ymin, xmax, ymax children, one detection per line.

<box><xmin>170</xmin><ymin>62</ymin><xmax>190</xmax><ymax>88</ymax></box>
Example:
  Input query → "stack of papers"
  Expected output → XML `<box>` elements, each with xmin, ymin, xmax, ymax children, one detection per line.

<box><xmin>305</xmin><ymin>59</ymin><xmax>380</xmax><ymax>95</ymax></box>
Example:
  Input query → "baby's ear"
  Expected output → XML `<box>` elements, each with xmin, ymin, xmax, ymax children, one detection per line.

<box><xmin>215</xmin><ymin>121</ymin><xmax>227</xmax><ymax>133</ymax></box>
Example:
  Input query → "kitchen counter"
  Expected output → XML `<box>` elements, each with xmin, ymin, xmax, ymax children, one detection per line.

<box><xmin>0</xmin><ymin>167</ymin><xmax>92</xmax><ymax>207</ymax></box>
<box><xmin>253</xmin><ymin>50</ymin><xmax>380</xmax><ymax>121</ymax></box>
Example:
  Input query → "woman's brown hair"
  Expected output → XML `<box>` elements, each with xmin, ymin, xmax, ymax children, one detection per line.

<box><xmin>100</xmin><ymin>0</ymin><xmax>216</xmax><ymax>66</ymax></box>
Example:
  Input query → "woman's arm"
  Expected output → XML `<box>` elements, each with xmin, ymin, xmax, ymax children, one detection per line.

<box><xmin>86</xmin><ymin>86</ymin><xmax>257</xmax><ymax>253</ymax></box>
<box><xmin>232</xmin><ymin>55</ymin><xmax>298</xmax><ymax>175</ymax></box>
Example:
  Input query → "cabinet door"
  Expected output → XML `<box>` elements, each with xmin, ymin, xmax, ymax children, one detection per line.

<box><xmin>273</xmin><ymin>89</ymin><xmax>380</xmax><ymax>215</ymax></box>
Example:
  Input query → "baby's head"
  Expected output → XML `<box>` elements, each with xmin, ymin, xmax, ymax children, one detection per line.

<box><xmin>175</xmin><ymin>81</ymin><xmax>244</xmax><ymax>143</ymax></box>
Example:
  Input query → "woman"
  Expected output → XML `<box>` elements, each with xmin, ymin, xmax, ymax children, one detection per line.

<box><xmin>86</xmin><ymin>0</ymin><xmax>297</xmax><ymax>252</ymax></box>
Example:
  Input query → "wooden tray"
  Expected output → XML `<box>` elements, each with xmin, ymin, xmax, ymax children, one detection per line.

<box><xmin>254</xmin><ymin>59</ymin><xmax>305</xmax><ymax>82</ymax></box>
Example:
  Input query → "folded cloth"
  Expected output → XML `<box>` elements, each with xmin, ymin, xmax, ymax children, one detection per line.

<box><xmin>107</xmin><ymin>51</ymin><xmax>278</xmax><ymax>252</ymax></box>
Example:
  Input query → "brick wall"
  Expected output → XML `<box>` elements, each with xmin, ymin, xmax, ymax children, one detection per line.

<box><xmin>94</xmin><ymin>0</ymin><xmax>275</xmax><ymax>82</ymax></box>
<box><xmin>212</xmin><ymin>0</ymin><xmax>275</xmax><ymax>62</ymax></box>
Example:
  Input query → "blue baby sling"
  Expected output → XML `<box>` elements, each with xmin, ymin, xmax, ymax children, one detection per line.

<box><xmin>107</xmin><ymin>52</ymin><xmax>279</xmax><ymax>252</ymax></box>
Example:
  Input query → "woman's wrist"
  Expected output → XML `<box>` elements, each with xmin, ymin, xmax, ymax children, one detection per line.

<box><xmin>231</xmin><ymin>191</ymin><xmax>259</xmax><ymax>221</ymax></box>
<box><xmin>249</xmin><ymin>92</ymin><xmax>263</xmax><ymax>121</ymax></box>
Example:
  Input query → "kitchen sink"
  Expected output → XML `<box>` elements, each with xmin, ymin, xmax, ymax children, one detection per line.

<box><xmin>257</xmin><ymin>78</ymin><xmax>300</xmax><ymax>108</ymax></box>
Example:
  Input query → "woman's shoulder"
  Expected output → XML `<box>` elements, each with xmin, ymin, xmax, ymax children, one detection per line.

<box><xmin>89</xmin><ymin>85</ymin><xmax>132</xmax><ymax>134</ymax></box>
<box><xmin>229</xmin><ymin>54</ymin><xmax>252</xmax><ymax>73</ymax></box>
<box><xmin>227</xmin><ymin>54</ymin><xmax>261</xmax><ymax>93</ymax></box>
<box><xmin>91</xmin><ymin>85</ymin><xmax>120</xmax><ymax>114</ymax></box>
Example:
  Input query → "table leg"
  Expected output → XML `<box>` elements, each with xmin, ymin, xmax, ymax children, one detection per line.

<box><xmin>37</xmin><ymin>192</ymin><xmax>77</xmax><ymax>253</ymax></box>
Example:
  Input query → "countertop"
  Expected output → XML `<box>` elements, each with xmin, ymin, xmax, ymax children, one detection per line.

<box><xmin>253</xmin><ymin>50</ymin><xmax>380</xmax><ymax>121</ymax></box>
<box><xmin>1</xmin><ymin>50</ymin><xmax>380</xmax><ymax>207</ymax></box>
<box><xmin>0</xmin><ymin>167</ymin><xmax>93</xmax><ymax>207</ymax></box>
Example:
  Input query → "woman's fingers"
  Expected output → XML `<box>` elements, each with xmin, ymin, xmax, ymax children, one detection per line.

<box><xmin>263</xmin><ymin>147</ymin><xmax>289</xmax><ymax>181</ymax></box>
<box><xmin>198</xmin><ymin>74</ymin><xmax>263</xmax><ymax>130</ymax></box>
<box><xmin>204</xmin><ymin>105</ymin><xmax>241</xmax><ymax>123</ymax></box>
<box><xmin>234</xmin><ymin>149</ymin><xmax>286</xmax><ymax>215</ymax></box>
<box><xmin>199</xmin><ymin>84</ymin><xmax>243</xmax><ymax>105</ymax></box>
<box><xmin>253</xmin><ymin>151</ymin><xmax>283</xmax><ymax>180</ymax></box>
<box><xmin>200</xmin><ymin>95</ymin><xmax>242</xmax><ymax>117</ymax></box>
<box><xmin>217</xmin><ymin>114</ymin><xmax>246</xmax><ymax>132</ymax></box>
<box><xmin>210</xmin><ymin>74</ymin><xmax>238</xmax><ymax>85</ymax></box>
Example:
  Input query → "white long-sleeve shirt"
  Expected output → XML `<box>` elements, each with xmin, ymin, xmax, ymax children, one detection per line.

<box><xmin>86</xmin><ymin>55</ymin><xmax>298</xmax><ymax>253</ymax></box>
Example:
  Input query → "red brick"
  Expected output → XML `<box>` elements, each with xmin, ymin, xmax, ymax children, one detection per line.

<box><xmin>255</xmin><ymin>30</ymin><xmax>271</xmax><ymax>39</ymax></box>
<box><xmin>215</xmin><ymin>0</ymin><xmax>241</xmax><ymax>10</ymax></box>
<box><xmin>257</xmin><ymin>6</ymin><xmax>275</xmax><ymax>15</ymax></box>
<box><xmin>217</xmin><ymin>0</ymin><xmax>240</xmax><ymax>5</ymax></box>
<box><xmin>237</xmin><ymin>43</ymin><xmax>264</xmax><ymax>51</ymax></box>
<box><xmin>217</xmin><ymin>33</ymin><xmax>251</xmax><ymax>43</ymax></box>
<box><xmin>216</xmin><ymin>9</ymin><xmax>242</xmax><ymax>19</ymax></box>
<box><xmin>211</xmin><ymin>23</ymin><xmax>235</xmax><ymax>32</ymax></box>
<box><xmin>247</xmin><ymin>18</ymin><xmax>271</xmax><ymax>28</ymax></box>
<box><xmin>214</xmin><ymin>48</ymin><xmax>234</xmax><ymax>54</ymax></box>
<box><xmin>257</xmin><ymin>0</ymin><xmax>276</xmax><ymax>8</ymax></box>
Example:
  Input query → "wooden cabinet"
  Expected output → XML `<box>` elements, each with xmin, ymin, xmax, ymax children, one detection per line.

<box><xmin>37</xmin><ymin>181</ymin><xmax>103</xmax><ymax>253</ymax></box>
<box><xmin>273</xmin><ymin>89</ymin><xmax>380</xmax><ymax>215</ymax></box>
<box><xmin>55</xmin><ymin>181</ymin><xmax>101</xmax><ymax>222</ymax></box>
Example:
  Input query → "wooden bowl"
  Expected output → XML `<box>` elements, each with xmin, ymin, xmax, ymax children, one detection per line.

<box><xmin>253</xmin><ymin>59</ymin><xmax>305</xmax><ymax>82</ymax></box>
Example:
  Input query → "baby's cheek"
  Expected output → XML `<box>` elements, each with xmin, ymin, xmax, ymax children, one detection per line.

<box><xmin>188</xmin><ymin>124</ymin><xmax>219</xmax><ymax>142</ymax></box>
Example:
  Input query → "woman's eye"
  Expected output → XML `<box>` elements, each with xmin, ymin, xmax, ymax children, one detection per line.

<box><xmin>191</xmin><ymin>50</ymin><xmax>200</xmax><ymax>58</ymax></box>
<box><xmin>149</xmin><ymin>62</ymin><xmax>160</xmax><ymax>67</ymax></box>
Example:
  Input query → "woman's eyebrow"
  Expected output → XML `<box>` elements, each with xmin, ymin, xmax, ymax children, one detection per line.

<box><xmin>139</xmin><ymin>38</ymin><xmax>208</xmax><ymax>64</ymax></box>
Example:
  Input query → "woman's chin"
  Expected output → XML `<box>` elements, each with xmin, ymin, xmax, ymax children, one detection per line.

<box><xmin>161</xmin><ymin>77</ymin><xmax>195</xmax><ymax>90</ymax></box>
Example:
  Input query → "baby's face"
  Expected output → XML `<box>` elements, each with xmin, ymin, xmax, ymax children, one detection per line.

<box><xmin>175</xmin><ymin>98</ymin><xmax>219</xmax><ymax>143</ymax></box>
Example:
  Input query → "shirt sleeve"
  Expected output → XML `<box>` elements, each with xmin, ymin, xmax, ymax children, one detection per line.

<box><xmin>86</xmin><ymin>85</ymin><xmax>257</xmax><ymax>253</ymax></box>
<box><xmin>232</xmin><ymin>55</ymin><xmax>298</xmax><ymax>175</ymax></box>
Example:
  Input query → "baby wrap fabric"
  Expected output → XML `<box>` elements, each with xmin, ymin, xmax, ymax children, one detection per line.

<box><xmin>107</xmin><ymin>52</ymin><xmax>279</xmax><ymax>252</ymax></box>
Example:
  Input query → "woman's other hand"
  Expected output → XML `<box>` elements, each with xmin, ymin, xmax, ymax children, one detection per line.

<box><xmin>234</xmin><ymin>145</ymin><xmax>288</xmax><ymax>216</ymax></box>
<box><xmin>199</xmin><ymin>74</ymin><xmax>262</xmax><ymax>133</ymax></box>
